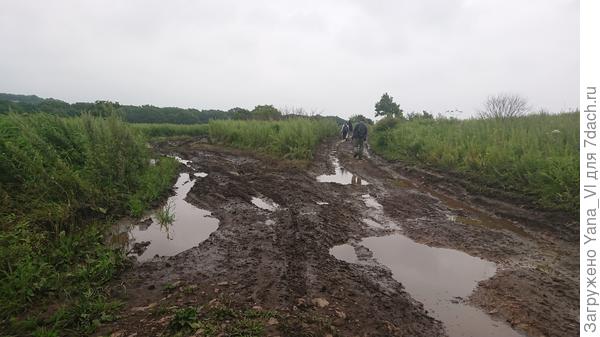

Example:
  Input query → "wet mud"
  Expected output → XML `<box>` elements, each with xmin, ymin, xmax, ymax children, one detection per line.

<box><xmin>98</xmin><ymin>139</ymin><xmax>578</xmax><ymax>337</ymax></box>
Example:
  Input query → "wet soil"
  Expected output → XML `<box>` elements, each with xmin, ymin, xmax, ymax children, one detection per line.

<box><xmin>98</xmin><ymin>139</ymin><xmax>578</xmax><ymax>337</ymax></box>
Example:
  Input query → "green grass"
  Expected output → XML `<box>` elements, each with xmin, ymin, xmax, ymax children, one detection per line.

<box><xmin>0</xmin><ymin>113</ymin><xmax>178</xmax><ymax>336</ymax></box>
<box><xmin>208</xmin><ymin>118</ymin><xmax>338</xmax><ymax>160</ymax></box>
<box><xmin>369</xmin><ymin>112</ymin><xmax>579</xmax><ymax>213</ymax></box>
<box><xmin>165</xmin><ymin>305</ymin><xmax>273</xmax><ymax>337</ymax></box>
<box><xmin>132</xmin><ymin>123</ymin><xmax>210</xmax><ymax>138</ymax></box>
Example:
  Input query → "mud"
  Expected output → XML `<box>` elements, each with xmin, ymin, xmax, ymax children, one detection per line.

<box><xmin>98</xmin><ymin>139</ymin><xmax>578</xmax><ymax>337</ymax></box>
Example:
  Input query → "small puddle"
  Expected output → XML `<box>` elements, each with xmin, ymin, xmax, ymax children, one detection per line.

<box><xmin>331</xmin><ymin>234</ymin><xmax>523</xmax><ymax>337</ymax></box>
<box><xmin>251</xmin><ymin>197</ymin><xmax>279</xmax><ymax>212</ymax></box>
<box><xmin>114</xmin><ymin>173</ymin><xmax>219</xmax><ymax>261</ymax></box>
<box><xmin>194</xmin><ymin>172</ymin><xmax>208</xmax><ymax>178</ymax></box>
<box><xmin>317</xmin><ymin>156</ymin><xmax>369</xmax><ymax>185</ymax></box>
<box><xmin>316</xmin><ymin>201</ymin><xmax>329</xmax><ymax>205</ymax></box>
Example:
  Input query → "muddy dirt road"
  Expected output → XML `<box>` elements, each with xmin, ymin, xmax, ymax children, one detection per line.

<box><xmin>101</xmin><ymin>139</ymin><xmax>578</xmax><ymax>337</ymax></box>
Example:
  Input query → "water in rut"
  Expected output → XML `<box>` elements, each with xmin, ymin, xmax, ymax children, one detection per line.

<box><xmin>331</xmin><ymin>234</ymin><xmax>523</xmax><ymax>337</ymax></box>
<box><xmin>114</xmin><ymin>172</ymin><xmax>219</xmax><ymax>261</ymax></box>
<box><xmin>317</xmin><ymin>156</ymin><xmax>369</xmax><ymax>185</ymax></box>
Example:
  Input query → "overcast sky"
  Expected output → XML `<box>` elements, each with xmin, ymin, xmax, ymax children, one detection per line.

<box><xmin>0</xmin><ymin>0</ymin><xmax>578</xmax><ymax>119</ymax></box>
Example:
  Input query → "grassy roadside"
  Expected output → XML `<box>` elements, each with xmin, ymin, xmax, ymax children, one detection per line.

<box><xmin>138</xmin><ymin>118</ymin><xmax>339</xmax><ymax>161</ymax></box>
<box><xmin>369</xmin><ymin>112</ymin><xmax>578</xmax><ymax>213</ymax></box>
<box><xmin>208</xmin><ymin>119</ymin><xmax>338</xmax><ymax>160</ymax></box>
<box><xmin>132</xmin><ymin>123</ymin><xmax>209</xmax><ymax>139</ymax></box>
<box><xmin>0</xmin><ymin>113</ymin><xmax>178</xmax><ymax>336</ymax></box>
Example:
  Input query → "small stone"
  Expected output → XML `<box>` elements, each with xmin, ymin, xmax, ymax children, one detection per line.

<box><xmin>110</xmin><ymin>331</ymin><xmax>124</xmax><ymax>337</ymax></box>
<box><xmin>311</xmin><ymin>297</ymin><xmax>329</xmax><ymax>308</ymax></box>
<box><xmin>267</xmin><ymin>317</ymin><xmax>279</xmax><ymax>325</ymax></box>
<box><xmin>217</xmin><ymin>281</ymin><xmax>229</xmax><ymax>286</ymax></box>
<box><xmin>335</xmin><ymin>310</ymin><xmax>347</xmax><ymax>319</ymax></box>
<box><xmin>157</xmin><ymin>315</ymin><xmax>172</xmax><ymax>326</ymax></box>
<box><xmin>252</xmin><ymin>305</ymin><xmax>263</xmax><ymax>311</ymax></box>
<box><xmin>333</xmin><ymin>318</ymin><xmax>345</xmax><ymax>326</ymax></box>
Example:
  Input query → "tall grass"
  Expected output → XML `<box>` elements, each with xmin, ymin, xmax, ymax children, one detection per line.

<box><xmin>132</xmin><ymin>123</ymin><xmax>210</xmax><ymax>138</ymax></box>
<box><xmin>370</xmin><ymin>112</ymin><xmax>578</xmax><ymax>213</ymax></box>
<box><xmin>0</xmin><ymin>113</ymin><xmax>178</xmax><ymax>335</ymax></box>
<box><xmin>208</xmin><ymin>118</ymin><xmax>338</xmax><ymax>160</ymax></box>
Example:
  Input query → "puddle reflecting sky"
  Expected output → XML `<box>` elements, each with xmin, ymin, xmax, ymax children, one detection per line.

<box><xmin>317</xmin><ymin>156</ymin><xmax>369</xmax><ymax>185</ymax></box>
<box><xmin>331</xmin><ymin>234</ymin><xmax>523</xmax><ymax>337</ymax></box>
<box><xmin>118</xmin><ymin>173</ymin><xmax>219</xmax><ymax>261</ymax></box>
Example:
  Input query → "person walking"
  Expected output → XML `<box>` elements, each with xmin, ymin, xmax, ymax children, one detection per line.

<box><xmin>341</xmin><ymin>123</ymin><xmax>349</xmax><ymax>140</ymax></box>
<box><xmin>352</xmin><ymin>121</ymin><xmax>368</xmax><ymax>159</ymax></box>
<box><xmin>347</xmin><ymin>120</ymin><xmax>353</xmax><ymax>138</ymax></box>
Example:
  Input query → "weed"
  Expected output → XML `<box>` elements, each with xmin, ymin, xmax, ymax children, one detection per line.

<box><xmin>156</xmin><ymin>200</ymin><xmax>176</xmax><ymax>225</ymax></box>
<box><xmin>168</xmin><ymin>307</ymin><xmax>200</xmax><ymax>334</ymax></box>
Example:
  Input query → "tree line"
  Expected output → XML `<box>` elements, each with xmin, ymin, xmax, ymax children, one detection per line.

<box><xmin>0</xmin><ymin>93</ymin><xmax>340</xmax><ymax>124</ymax></box>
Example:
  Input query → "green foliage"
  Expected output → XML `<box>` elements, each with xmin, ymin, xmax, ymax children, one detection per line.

<box><xmin>229</xmin><ymin>107</ymin><xmax>252</xmax><ymax>120</ymax></box>
<box><xmin>369</xmin><ymin>112</ymin><xmax>579</xmax><ymax>213</ymax></box>
<box><xmin>251</xmin><ymin>105</ymin><xmax>282</xmax><ymax>120</ymax></box>
<box><xmin>0</xmin><ymin>113</ymin><xmax>155</xmax><ymax>229</ymax></box>
<box><xmin>0</xmin><ymin>222</ymin><xmax>125</xmax><ymax>335</ymax></box>
<box><xmin>168</xmin><ymin>307</ymin><xmax>201</xmax><ymax>334</ymax></box>
<box><xmin>406</xmin><ymin>110</ymin><xmax>434</xmax><ymax>120</ymax></box>
<box><xmin>0</xmin><ymin>113</ymin><xmax>178</xmax><ymax>336</ymax></box>
<box><xmin>208</xmin><ymin>118</ymin><xmax>338</xmax><ymax>160</ymax></box>
<box><xmin>132</xmin><ymin>123</ymin><xmax>210</xmax><ymax>138</ymax></box>
<box><xmin>375</xmin><ymin>93</ymin><xmax>403</xmax><ymax>118</ymax></box>
<box><xmin>0</xmin><ymin>93</ymin><xmax>45</xmax><ymax>104</ymax></box>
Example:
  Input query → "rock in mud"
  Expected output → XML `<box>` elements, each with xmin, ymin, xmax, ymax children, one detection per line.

<box><xmin>312</xmin><ymin>297</ymin><xmax>330</xmax><ymax>308</ymax></box>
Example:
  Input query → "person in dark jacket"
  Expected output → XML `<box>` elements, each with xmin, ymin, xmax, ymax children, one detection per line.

<box><xmin>341</xmin><ymin>123</ymin><xmax>349</xmax><ymax>140</ymax></box>
<box><xmin>352</xmin><ymin>121</ymin><xmax>368</xmax><ymax>159</ymax></box>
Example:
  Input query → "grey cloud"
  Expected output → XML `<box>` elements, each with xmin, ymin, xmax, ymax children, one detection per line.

<box><xmin>0</xmin><ymin>0</ymin><xmax>578</xmax><ymax>118</ymax></box>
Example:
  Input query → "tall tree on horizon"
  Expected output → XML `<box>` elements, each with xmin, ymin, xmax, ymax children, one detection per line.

<box><xmin>375</xmin><ymin>93</ymin><xmax>402</xmax><ymax>118</ymax></box>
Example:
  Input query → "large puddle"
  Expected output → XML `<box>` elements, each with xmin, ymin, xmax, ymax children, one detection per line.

<box><xmin>317</xmin><ymin>156</ymin><xmax>369</xmax><ymax>185</ymax></box>
<box><xmin>331</xmin><ymin>234</ymin><xmax>523</xmax><ymax>337</ymax></box>
<box><xmin>112</xmin><ymin>172</ymin><xmax>219</xmax><ymax>261</ymax></box>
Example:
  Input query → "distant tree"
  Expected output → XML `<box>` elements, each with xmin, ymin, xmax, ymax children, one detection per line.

<box><xmin>375</xmin><ymin>93</ymin><xmax>403</xmax><ymax>118</ymax></box>
<box><xmin>349</xmin><ymin>114</ymin><xmax>374</xmax><ymax>125</ymax></box>
<box><xmin>229</xmin><ymin>107</ymin><xmax>251</xmax><ymax>120</ymax></box>
<box><xmin>479</xmin><ymin>94</ymin><xmax>529</xmax><ymax>119</ymax></box>
<box><xmin>407</xmin><ymin>110</ymin><xmax>434</xmax><ymax>121</ymax></box>
<box><xmin>251</xmin><ymin>105</ymin><xmax>281</xmax><ymax>120</ymax></box>
<box><xmin>89</xmin><ymin>100</ymin><xmax>121</xmax><ymax>117</ymax></box>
